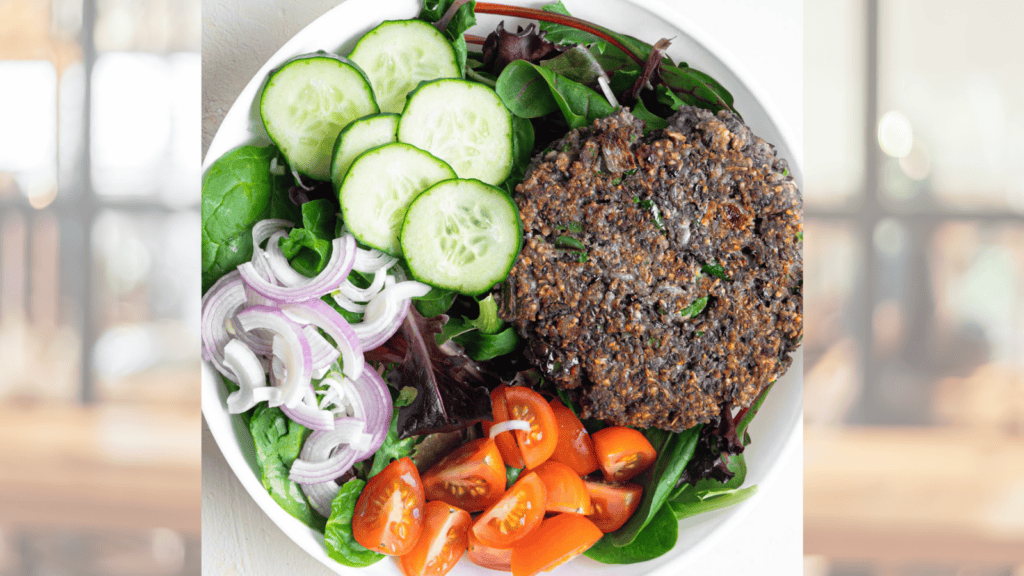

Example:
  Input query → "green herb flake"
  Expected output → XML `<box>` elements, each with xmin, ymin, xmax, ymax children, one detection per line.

<box><xmin>700</xmin><ymin>262</ymin><xmax>730</xmax><ymax>281</ymax></box>
<box><xmin>560</xmin><ymin>141</ymin><xmax>573</xmax><ymax>153</ymax></box>
<box><xmin>695</xmin><ymin>330</ymin><xmax>704</xmax><ymax>337</ymax></box>
<box><xmin>647</xmin><ymin>337</ymin><xmax>660</xmax><ymax>348</ymax></box>
<box><xmin>611</xmin><ymin>176</ymin><xmax>623</xmax><ymax>186</ymax></box>
<box><xmin>556</xmin><ymin>235</ymin><xmax>585</xmax><ymax>251</ymax></box>
<box><xmin>678</xmin><ymin>296</ymin><xmax>708</xmax><ymax>319</ymax></box>
<box><xmin>796</xmin><ymin>231</ymin><xmax>803</xmax><ymax>242</ymax></box>
<box><xmin>575</xmin><ymin>251</ymin><xmax>589</xmax><ymax>263</ymax></box>
<box><xmin>568</xmin><ymin>221</ymin><xmax>584</xmax><ymax>233</ymax></box>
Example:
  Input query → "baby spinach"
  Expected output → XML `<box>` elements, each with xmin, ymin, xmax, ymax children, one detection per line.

<box><xmin>679</xmin><ymin>296</ymin><xmax>708</xmax><ymax>319</ymax></box>
<box><xmin>249</xmin><ymin>404</ymin><xmax>323</xmax><ymax>530</ymax></box>
<box><xmin>279</xmin><ymin>198</ymin><xmax>336</xmax><ymax>277</ymax></box>
<box><xmin>585</xmin><ymin>504</ymin><xmax>678</xmax><ymax>564</ymax></box>
<box><xmin>201</xmin><ymin>144</ymin><xmax>299</xmax><ymax>293</ymax></box>
<box><xmin>455</xmin><ymin>326</ymin><xmax>520</xmax><ymax>361</ymax></box>
<box><xmin>606</xmin><ymin>424</ymin><xmax>701</xmax><ymax>547</ymax></box>
<box><xmin>496</xmin><ymin>60</ymin><xmax>616</xmax><ymax>129</ymax></box>
<box><xmin>414</xmin><ymin>286</ymin><xmax>458</xmax><ymax>318</ymax></box>
<box><xmin>367</xmin><ymin>408</ymin><xmax>421</xmax><ymax>479</ymax></box>
<box><xmin>668</xmin><ymin>484</ymin><xmax>758</xmax><ymax>521</ymax></box>
<box><xmin>323</xmin><ymin>478</ymin><xmax>385</xmax><ymax>567</ymax></box>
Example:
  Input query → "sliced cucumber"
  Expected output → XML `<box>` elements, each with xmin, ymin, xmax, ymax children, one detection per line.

<box><xmin>401</xmin><ymin>179</ymin><xmax>522</xmax><ymax>296</ymax></box>
<box><xmin>338</xmin><ymin>143</ymin><xmax>455</xmax><ymax>255</ymax></box>
<box><xmin>330</xmin><ymin>113</ymin><xmax>399</xmax><ymax>187</ymax></box>
<box><xmin>348</xmin><ymin>19</ymin><xmax>461</xmax><ymax>114</ymax></box>
<box><xmin>260</xmin><ymin>53</ymin><xmax>378</xmax><ymax>181</ymax></box>
<box><xmin>398</xmin><ymin>79</ymin><xmax>514</xmax><ymax>186</ymax></box>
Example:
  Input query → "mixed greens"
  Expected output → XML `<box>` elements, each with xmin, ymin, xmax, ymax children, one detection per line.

<box><xmin>202</xmin><ymin>0</ymin><xmax>779</xmax><ymax>573</ymax></box>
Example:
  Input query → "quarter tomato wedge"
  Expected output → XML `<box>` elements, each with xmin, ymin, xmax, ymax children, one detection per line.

<box><xmin>584</xmin><ymin>480</ymin><xmax>643</xmax><ymax>533</ymax></box>
<box><xmin>471</xmin><ymin>471</ymin><xmax>546</xmax><ymax>549</ymax></box>
<box><xmin>509</xmin><ymin>513</ymin><xmax>603</xmax><ymax>576</ymax></box>
<box><xmin>398</xmin><ymin>501</ymin><xmax>471</xmax><ymax>576</ymax></box>
<box><xmin>501</xmin><ymin>386</ymin><xmax>558</xmax><ymax>469</ymax></box>
<box><xmin>591</xmin><ymin>426</ymin><xmax>657</xmax><ymax>482</ymax></box>
<box><xmin>467</xmin><ymin>521</ymin><xmax>540</xmax><ymax>572</ymax></box>
<box><xmin>532</xmin><ymin>460</ymin><xmax>592</xmax><ymax>515</ymax></box>
<box><xmin>352</xmin><ymin>457</ymin><xmax>425</xmax><ymax>556</ymax></box>
<box><xmin>486</xmin><ymin>385</ymin><xmax>525</xmax><ymax>469</ymax></box>
<box><xmin>421</xmin><ymin>438</ymin><xmax>506</xmax><ymax>512</ymax></box>
<box><xmin>548</xmin><ymin>398</ymin><xmax>599</xmax><ymax>476</ymax></box>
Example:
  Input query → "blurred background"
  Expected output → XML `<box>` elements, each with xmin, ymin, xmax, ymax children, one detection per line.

<box><xmin>0</xmin><ymin>0</ymin><xmax>200</xmax><ymax>574</ymax></box>
<box><xmin>804</xmin><ymin>0</ymin><xmax>1024</xmax><ymax>574</ymax></box>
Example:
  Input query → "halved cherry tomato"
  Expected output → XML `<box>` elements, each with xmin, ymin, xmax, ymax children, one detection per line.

<box><xmin>467</xmin><ymin>520</ymin><xmax>541</xmax><ymax>572</ymax></box>
<box><xmin>352</xmin><ymin>457</ymin><xmax>425</xmax><ymax>555</ymax></box>
<box><xmin>486</xmin><ymin>385</ymin><xmax>525</xmax><ymax>469</ymax></box>
<box><xmin>547</xmin><ymin>399</ymin><xmax>599</xmax><ymax>476</ymax></box>
<box><xmin>591</xmin><ymin>426</ymin><xmax>657</xmax><ymax>482</ymax></box>
<box><xmin>532</xmin><ymin>460</ymin><xmax>592</xmax><ymax>515</ymax></box>
<box><xmin>509</xmin><ymin>513</ymin><xmax>603</xmax><ymax>576</ymax></box>
<box><xmin>500</xmin><ymin>386</ymin><xmax>558</xmax><ymax>469</ymax></box>
<box><xmin>471</xmin><ymin>471</ymin><xmax>546</xmax><ymax>549</ymax></box>
<box><xmin>421</xmin><ymin>438</ymin><xmax>506</xmax><ymax>513</ymax></box>
<box><xmin>584</xmin><ymin>480</ymin><xmax>643</xmax><ymax>533</ymax></box>
<box><xmin>398</xmin><ymin>501</ymin><xmax>471</xmax><ymax>576</ymax></box>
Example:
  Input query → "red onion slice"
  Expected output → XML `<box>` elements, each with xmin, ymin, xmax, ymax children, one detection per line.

<box><xmin>338</xmin><ymin>266</ymin><xmax>389</xmax><ymax>303</ymax></box>
<box><xmin>351</xmin><ymin>278</ymin><xmax>431</xmax><ymax>351</ymax></box>
<box><xmin>221</xmin><ymin>338</ymin><xmax>278</xmax><ymax>414</ymax></box>
<box><xmin>239</xmin><ymin>235</ymin><xmax>357</xmax><ymax>303</ymax></box>
<box><xmin>352</xmin><ymin>246</ymin><xmax>398</xmax><ymax>274</ymax></box>
<box><xmin>235</xmin><ymin>306</ymin><xmax>312</xmax><ymax>409</ymax></box>
<box><xmin>302</xmin><ymin>324</ymin><xmax>341</xmax><ymax>374</ymax></box>
<box><xmin>265</xmin><ymin>230</ymin><xmax>309</xmax><ymax>287</ymax></box>
<box><xmin>281</xmin><ymin>399</ymin><xmax>336</xmax><ymax>431</ymax></box>
<box><xmin>200</xmin><ymin>270</ymin><xmax>247</xmax><ymax>378</ymax></box>
<box><xmin>289</xmin><ymin>417</ymin><xmax>368</xmax><ymax>484</ymax></box>
<box><xmin>301</xmin><ymin>481</ymin><xmax>340</xmax><ymax>519</ymax></box>
<box><xmin>283</xmin><ymin>299</ymin><xmax>364</xmax><ymax>382</ymax></box>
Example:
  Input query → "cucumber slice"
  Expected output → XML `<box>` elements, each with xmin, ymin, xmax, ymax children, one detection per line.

<box><xmin>349</xmin><ymin>19</ymin><xmax>461</xmax><ymax>114</ymax></box>
<box><xmin>338</xmin><ymin>143</ymin><xmax>455</xmax><ymax>255</ymax></box>
<box><xmin>398</xmin><ymin>79</ymin><xmax>514</xmax><ymax>186</ymax></box>
<box><xmin>401</xmin><ymin>179</ymin><xmax>522</xmax><ymax>296</ymax></box>
<box><xmin>260</xmin><ymin>53</ymin><xmax>378</xmax><ymax>181</ymax></box>
<box><xmin>330</xmin><ymin>113</ymin><xmax>399</xmax><ymax>187</ymax></box>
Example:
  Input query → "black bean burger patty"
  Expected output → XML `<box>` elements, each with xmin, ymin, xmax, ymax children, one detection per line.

<box><xmin>502</xmin><ymin>107</ymin><xmax>802</xmax><ymax>432</ymax></box>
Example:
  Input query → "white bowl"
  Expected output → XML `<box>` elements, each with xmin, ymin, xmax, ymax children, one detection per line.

<box><xmin>202</xmin><ymin>1</ymin><xmax>803</xmax><ymax>574</ymax></box>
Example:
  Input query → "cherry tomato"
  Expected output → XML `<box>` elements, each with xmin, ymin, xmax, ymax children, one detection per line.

<box><xmin>532</xmin><ymin>460</ymin><xmax>592</xmax><ymax>515</ymax></box>
<box><xmin>486</xmin><ymin>385</ymin><xmax>525</xmax><ymax>469</ymax></box>
<box><xmin>502</xmin><ymin>386</ymin><xmax>558</xmax><ymax>469</ymax></box>
<box><xmin>352</xmin><ymin>457</ymin><xmax>425</xmax><ymax>555</ymax></box>
<box><xmin>509</xmin><ymin>513</ymin><xmax>603</xmax><ymax>576</ymax></box>
<box><xmin>466</xmin><ymin>520</ymin><xmax>540</xmax><ymax>572</ymax></box>
<box><xmin>398</xmin><ymin>501</ymin><xmax>471</xmax><ymax>576</ymax></box>
<box><xmin>547</xmin><ymin>398</ymin><xmax>599</xmax><ymax>476</ymax></box>
<box><xmin>422</xmin><ymin>438</ymin><xmax>506</xmax><ymax>512</ymax></box>
<box><xmin>471</xmin><ymin>471</ymin><xmax>546</xmax><ymax>549</ymax></box>
<box><xmin>591</xmin><ymin>426</ymin><xmax>657</xmax><ymax>482</ymax></box>
<box><xmin>584</xmin><ymin>480</ymin><xmax>643</xmax><ymax>533</ymax></box>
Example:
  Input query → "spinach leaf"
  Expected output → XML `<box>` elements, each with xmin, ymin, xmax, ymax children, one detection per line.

<box><xmin>679</xmin><ymin>296</ymin><xmax>708</xmax><ymax>319</ymax></box>
<box><xmin>540</xmin><ymin>44</ymin><xmax>608</xmax><ymax>86</ymax></box>
<box><xmin>435</xmin><ymin>294</ymin><xmax>507</xmax><ymax>346</ymax></box>
<box><xmin>279</xmin><ymin>198</ymin><xmax>336</xmax><ymax>277</ymax></box>
<box><xmin>368</xmin><ymin>408</ymin><xmax>420</xmax><ymax>478</ymax></box>
<box><xmin>701</xmin><ymin>261</ymin><xmax>730</xmax><ymax>281</ymax></box>
<box><xmin>737</xmin><ymin>381</ymin><xmax>774</xmax><ymax>446</ymax></box>
<box><xmin>606</xmin><ymin>424</ymin><xmax>701</xmax><ymax>546</ymax></box>
<box><xmin>584</xmin><ymin>504</ymin><xmax>678</xmax><ymax>564</ymax></box>
<box><xmin>454</xmin><ymin>326</ymin><xmax>521</xmax><ymax>361</ymax></box>
<box><xmin>501</xmin><ymin>114</ymin><xmax>536</xmax><ymax>196</ymax></box>
<box><xmin>668</xmin><ymin>484</ymin><xmax>757</xmax><ymax>521</ymax></box>
<box><xmin>414</xmin><ymin>286</ymin><xmax>458</xmax><ymax>318</ymax></box>
<box><xmin>323</xmin><ymin>478</ymin><xmax>385</xmax><ymax>567</ymax></box>
<box><xmin>201</xmin><ymin>145</ymin><xmax>298</xmax><ymax>293</ymax></box>
<box><xmin>496</xmin><ymin>60</ymin><xmax>616</xmax><ymax>129</ymax></box>
<box><xmin>249</xmin><ymin>404</ymin><xmax>323</xmax><ymax>529</ymax></box>
<box><xmin>506</xmin><ymin>465</ymin><xmax>523</xmax><ymax>488</ymax></box>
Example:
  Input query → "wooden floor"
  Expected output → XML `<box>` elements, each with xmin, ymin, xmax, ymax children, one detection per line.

<box><xmin>0</xmin><ymin>402</ymin><xmax>200</xmax><ymax>534</ymax></box>
<box><xmin>805</xmin><ymin>426</ymin><xmax>1024</xmax><ymax>563</ymax></box>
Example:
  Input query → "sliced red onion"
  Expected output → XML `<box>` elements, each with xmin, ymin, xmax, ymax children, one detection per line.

<box><xmin>265</xmin><ymin>230</ymin><xmax>310</xmax><ymax>287</ymax></box>
<box><xmin>200</xmin><ymin>270</ymin><xmax>247</xmax><ymax>378</ymax></box>
<box><xmin>352</xmin><ymin>246</ymin><xmax>398</xmax><ymax>274</ymax></box>
<box><xmin>235</xmin><ymin>306</ymin><xmax>311</xmax><ymax>409</ymax></box>
<box><xmin>283</xmin><ymin>299</ymin><xmax>364</xmax><ymax>382</ymax></box>
<box><xmin>281</xmin><ymin>398</ymin><xmax>336</xmax><ymax>431</ymax></box>
<box><xmin>330</xmin><ymin>291</ymin><xmax>367</xmax><ymax>314</ymax></box>
<box><xmin>338</xmin><ymin>266</ymin><xmax>389</xmax><ymax>303</ymax></box>
<box><xmin>303</xmin><ymin>324</ymin><xmax>341</xmax><ymax>374</ymax></box>
<box><xmin>221</xmin><ymin>338</ymin><xmax>278</xmax><ymax>414</ymax></box>
<box><xmin>349</xmin><ymin>364</ymin><xmax>393</xmax><ymax>459</ymax></box>
<box><xmin>251</xmin><ymin>219</ymin><xmax>293</xmax><ymax>282</ymax></box>
<box><xmin>239</xmin><ymin>235</ymin><xmax>357</xmax><ymax>303</ymax></box>
<box><xmin>301</xmin><ymin>481</ymin><xmax>340</xmax><ymax>518</ymax></box>
<box><xmin>489</xmin><ymin>419</ymin><xmax>531</xmax><ymax>439</ymax></box>
<box><xmin>351</xmin><ymin>278</ymin><xmax>431</xmax><ymax>350</ymax></box>
<box><xmin>289</xmin><ymin>417</ymin><xmax>369</xmax><ymax>484</ymax></box>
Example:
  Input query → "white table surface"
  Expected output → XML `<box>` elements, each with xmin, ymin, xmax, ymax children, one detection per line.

<box><xmin>201</xmin><ymin>1</ymin><xmax>803</xmax><ymax>574</ymax></box>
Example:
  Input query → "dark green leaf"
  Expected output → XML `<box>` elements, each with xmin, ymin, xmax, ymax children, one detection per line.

<box><xmin>668</xmin><ymin>484</ymin><xmax>757</xmax><ymax>521</ymax></box>
<box><xmin>555</xmin><ymin>235</ymin><xmax>585</xmax><ymax>251</ymax></box>
<box><xmin>201</xmin><ymin>145</ymin><xmax>298</xmax><ymax>292</ymax></box>
<box><xmin>454</xmin><ymin>326</ymin><xmax>520</xmax><ymax>361</ymax></box>
<box><xmin>660</xmin><ymin>64</ymin><xmax>736</xmax><ymax>115</ymax></box>
<box><xmin>630</xmin><ymin>98</ymin><xmax>668</xmax><ymax>133</ymax></box>
<box><xmin>496</xmin><ymin>60</ymin><xmax>615</xmax><ymax>129</ymax></box>
<box><xmin>249</xmin><ymin>405</ymin><xmax>323</xmax><ymax>529</ymax></box>
<box><xmin>395</xmin><ymin>386</ymin><xmax>418</xmax><ymax>408</ymax></box>
<box><xmin>679</xmin><ymin>296</ymin><xmax>708</xmax><ymax>319</ymax></box>
<box><xmin>737</xmin><ymin>381</ymin><xmax>774</xmax><ymax>445</ymax></box>
<box><xmin>323</xmin><ymin>479</ymin><xmax>385</xmax><ymax>567</ymax></box>
<box><xmin>606</xmin><ymin>424</ymin><xmax>701</xmax><ymax>546</ymax></box>
<box><xmin>501</xmin><ymin>114</ymin><xmax>535</xmax><ymax>196</ymax></box>
<box><xmin>540</xmin><ymin>44</ymin><xmax>608</xmax><ymax>86</ymax></box>
<box><xmin>414</xmin><ymin>286</ymin><xmax>457</xmax><ymax>318</ymax></box>
<box><xmin>435</xmin><ymin>316</ymin><xmax>477</xmax><ymax>346</ymax></box>
<box><xmin>280</xmin><ymin>200</ymin><xmax>335</xmax><ymax>276</ymax></box>
<box><xmin>473</xmin><ymin>294</ymin><xmax>504</xmax><ymax>334</ymax></box>
<box><xmin>584</xmin><ymin>504</ymin><xmax>678</xmax><ymax>564</ymax></box>
<box><xmin>506</xmin><ymin>466</ymin><xmax>523</xmax><ymax>488</ymax></box>
<box><xmin>555</xmin><ymin>388</ymin><xmax>580</xmax><ymax>417</ymax></box>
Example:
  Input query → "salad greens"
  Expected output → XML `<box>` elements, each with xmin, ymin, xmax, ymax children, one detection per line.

<box><xmin>204</xmin><ymin>0</ymin><xmax>775</xmax><ymax>570</ymax></box>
